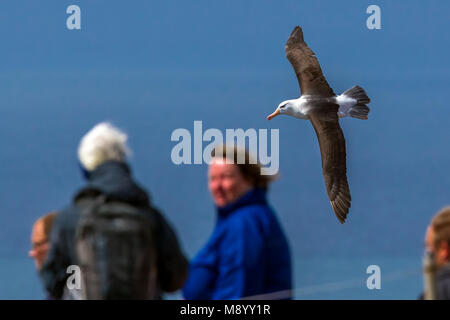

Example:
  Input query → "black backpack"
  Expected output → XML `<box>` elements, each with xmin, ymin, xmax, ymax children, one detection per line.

<box><xmin>75</xmin><ymin>195</ymin><xmax>158</xmax><ymax>300</ymax></box>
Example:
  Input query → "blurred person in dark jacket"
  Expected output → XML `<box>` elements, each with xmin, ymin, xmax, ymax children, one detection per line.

<box><xmin>183</xmin><ymin>145</ymin><xmax>292</xmax><ymax>300</ymax></box>
<box><xmin>40</xmin><ymin>122</ymin><xmax>188</xmax><ymax>299</ymax></box>
<box><xmin>421</xmin><ymin>206</ymin><xmax>450</xmax><ymax>300</ymax></box>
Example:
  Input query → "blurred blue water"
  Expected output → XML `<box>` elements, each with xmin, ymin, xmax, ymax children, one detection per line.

<box><xmin>0</xmin><ymin>1</ymin><xmax>448</xmax><ymax>299</ymax></box>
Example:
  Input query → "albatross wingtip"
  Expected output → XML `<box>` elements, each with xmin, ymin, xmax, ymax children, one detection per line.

<box><xmin>330</xmin><ymin>200</ymin><xmax>349</xmax><ymax>224</ymax></box>
<box><xmin>290</xmin><ymin>26</ymin><xmax>304</xmax><ymax>40</ymax></box>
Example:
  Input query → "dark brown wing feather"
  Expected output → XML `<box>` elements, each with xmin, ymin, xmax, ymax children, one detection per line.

<box><xmin>285</xmin><ymin>26</ymin><xmax>335</xmax><ymax>97</ymax></box>
<box><xmin>309</xmin><ymin>105</ymin><xmax>351</xmax><ymax>223</ymax></box>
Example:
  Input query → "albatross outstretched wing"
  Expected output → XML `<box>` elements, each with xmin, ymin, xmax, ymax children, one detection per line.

<box><xmin>285</xmin><ymin>26</ymin><xmax>335</xmax><ymax>97</ymax></box>
<box><xmin>309</xmin><ymin>106</ymin><xmax>351</xmax><ymax>223</ymax></box>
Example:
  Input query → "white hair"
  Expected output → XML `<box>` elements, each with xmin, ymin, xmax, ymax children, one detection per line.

<box><xmin>78</xmin><ymin>122</ymin><xmax>130</xmax><ymax>171</ymax></box>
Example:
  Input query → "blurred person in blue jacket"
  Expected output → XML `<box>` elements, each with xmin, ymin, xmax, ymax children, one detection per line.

<box><xmin>183</xmin><ymin>145</ymin><xmax>292</xmax><ymax>300</ymax></box>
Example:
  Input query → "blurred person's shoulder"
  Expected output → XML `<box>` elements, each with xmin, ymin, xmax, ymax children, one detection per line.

<box><xmin>227</xmin><ymin>202</ymin><xmax>273</xmax><ymax>232</ymax></box>
<box><xmin>52</xmin><ymin>204</ymin><xmax>82</xmax><ymax>231</ymax></box>
<box><xmin>437</xmin><ymin>264</ymin><xmax>450</xmax><ymax>300</ymax></box>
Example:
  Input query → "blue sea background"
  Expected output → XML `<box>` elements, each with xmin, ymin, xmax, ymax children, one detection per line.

<box><xmin>0</xmin><ymin>1</ymin><xmax>449</xmax><ymax>299</ymax></box>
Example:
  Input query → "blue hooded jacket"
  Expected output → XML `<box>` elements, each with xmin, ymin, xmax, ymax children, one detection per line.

<box><xmin>183</xmin><ymin>188</ymin><xmax>292</xmax><ymax>300</ymax></box>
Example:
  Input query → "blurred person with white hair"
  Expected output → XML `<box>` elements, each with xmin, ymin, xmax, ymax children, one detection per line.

<box><xmin>40</xmin><ymin>122</ymin><xmax>188</xmax><ymax>299</ymax></box>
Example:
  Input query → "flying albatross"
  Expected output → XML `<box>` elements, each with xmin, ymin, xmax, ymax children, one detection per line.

<box><xmin>267</xmin><ymin>26</ymin><xmax>371</xmax><ymax>224</ymax></box>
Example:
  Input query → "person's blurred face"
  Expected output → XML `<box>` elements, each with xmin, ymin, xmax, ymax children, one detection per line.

<box><xmin>425</xmin><ymin>226</ymin><xmax>450</xmax><ymax>267</ymax></box>
<box><xmin>29</xmin><ymin>220</ymin><xmax>50</xmax><ymax>271</ymax></box>
<box><xmin>208</xmin><ymin>157</ymin><xmax>253</xmax><ymax>207</ymax></box>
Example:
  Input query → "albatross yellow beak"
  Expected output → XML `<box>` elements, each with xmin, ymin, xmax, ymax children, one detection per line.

<box><xmin>267</xmin><ymin>108</ymin><xmax>280</xmax><ymax>120</ymax></box>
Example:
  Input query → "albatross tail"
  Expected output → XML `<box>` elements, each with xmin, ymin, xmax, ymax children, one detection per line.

<box><xmin>340</xmin><ymin>86</ymin><xmax>371</xmax><ymax>120</ymax></box>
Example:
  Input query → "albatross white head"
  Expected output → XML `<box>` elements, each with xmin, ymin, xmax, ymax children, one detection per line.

<box><xmin>267</xmin><ymin>98</ymin><xmax>308</xmax><ymax>120</ymax></box>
